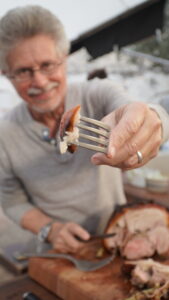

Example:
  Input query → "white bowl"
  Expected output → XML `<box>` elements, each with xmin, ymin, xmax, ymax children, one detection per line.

<box><xmin>146</xmin><ymin>177</ymin><xmax>169</xmax><ymax>193</ymax></box>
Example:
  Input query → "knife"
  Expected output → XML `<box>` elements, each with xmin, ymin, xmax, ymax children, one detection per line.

<box><xmin>76</xmin><ymin>232</ymin><xmax>116</xmax><ymax>243</ymax></box>
<box><xmin>14</xmin><ymin>232</ymin><xmax>116</xmax><ymax>262</ymax></box>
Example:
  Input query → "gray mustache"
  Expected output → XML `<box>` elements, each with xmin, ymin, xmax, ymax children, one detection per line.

<box><xmin>28</xmin><ymin>82</ymin><xmax>58</xmax><ymax>96</ymax></box>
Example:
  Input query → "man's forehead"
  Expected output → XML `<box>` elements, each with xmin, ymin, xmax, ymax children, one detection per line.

<box><xmin>7</xmin><ymin>35</ymin><xmax>59</xmax><ymax>68</ymax></box>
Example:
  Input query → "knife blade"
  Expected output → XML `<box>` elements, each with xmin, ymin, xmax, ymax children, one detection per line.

<box><xmin>76</xmin><ymin>232</ymin><xmax>116</xmax><ymax>243</ymax></box>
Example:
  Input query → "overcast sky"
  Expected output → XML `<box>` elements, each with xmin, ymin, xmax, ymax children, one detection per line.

<box><xmin>0</xmin><ymin>0</ymin><xmax>147</xmax><ymax>40</ymax></box>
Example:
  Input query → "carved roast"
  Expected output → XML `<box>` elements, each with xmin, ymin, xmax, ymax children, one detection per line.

<box><xmin>103</xmin><ymin>201</ymin><xmax>169</xmax><ymax>260</ymax></box>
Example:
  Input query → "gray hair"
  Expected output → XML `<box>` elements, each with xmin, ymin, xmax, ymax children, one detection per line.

<box><xmin>0</xmin><ymin>5</ymin><xmax>70</xmax><ymax>70</ymax></box>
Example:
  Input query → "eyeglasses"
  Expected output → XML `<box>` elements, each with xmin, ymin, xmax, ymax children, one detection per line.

<box><xmin>7</xmin><ymin>60</ymin><xmax>64</xmax><ymax>82</ymax></box>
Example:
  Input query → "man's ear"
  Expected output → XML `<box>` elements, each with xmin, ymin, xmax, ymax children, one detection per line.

<box><xmin>1</xmin><ymin>70</ymin><xmax>11</xmax><ymax>80</ymax></box>
<box><xmin>1</xmin><ymin>70</ymin><xmax>7</xmax><ymax>76</ymax></box>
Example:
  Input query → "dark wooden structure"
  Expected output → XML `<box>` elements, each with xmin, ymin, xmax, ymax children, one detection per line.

<box><xmin>71</xmin><ymin>0</ymin><xmax>167</xmax><ymax>58</ymax></box>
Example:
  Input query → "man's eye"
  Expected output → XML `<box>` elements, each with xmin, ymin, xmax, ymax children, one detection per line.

<box><xmin>42</xmin><ymin>62</ymin><xmax>54</xmax><ymax>71</ymax></box>
<box><xmin>15</xmin><ymin>68</ymin><xmax>31</xmax><ymax>76</ymax></box>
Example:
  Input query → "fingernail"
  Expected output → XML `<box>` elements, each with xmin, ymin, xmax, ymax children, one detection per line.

<box><xmin>107</xmin><ymin>147</ymin><xmax>116</xmax><ymax>158</ymax></box>
<box><xmin>92</xmin><ymin>156</ymin><xmax>101</xmax><ymax>165</ymax></box>
<box><xmin>93</xmin><ymin>159</ymin><xmax>101</xmax><ymax>165</ymax></box>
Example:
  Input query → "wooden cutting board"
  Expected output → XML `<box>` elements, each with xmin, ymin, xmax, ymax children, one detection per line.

<box><xmin>28</xmin><ymin>242</ymin><xmax>131</xmax><ymax>300</ymax></box>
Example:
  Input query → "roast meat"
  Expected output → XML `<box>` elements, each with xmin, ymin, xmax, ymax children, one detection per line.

<box><xmin>59</xmin><ymin>105</ymin><xmax>81</xmax><ymax>153</ymax></box>
<box><xmin>103</xmin><ymin>201</ymin><xmax>169</xmax><ymax>260</ymax></box>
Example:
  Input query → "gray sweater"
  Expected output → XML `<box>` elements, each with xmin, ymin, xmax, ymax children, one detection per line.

<box><xmin>0</xmin><ymin>79</ymin><xmax>168</xmax><ymax>234</ymax></box>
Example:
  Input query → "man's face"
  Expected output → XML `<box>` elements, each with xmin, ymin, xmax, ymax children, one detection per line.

<box><xmin>6</xmin><ymin>34</ymin><xmax>67</xmax><ymax>113</ymax></box>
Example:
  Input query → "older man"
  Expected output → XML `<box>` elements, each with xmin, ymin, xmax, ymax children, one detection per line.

<box><xmin>0</xmin><ymin>5</ymin><xmax>168</xmax><ymax>254</ymax></box>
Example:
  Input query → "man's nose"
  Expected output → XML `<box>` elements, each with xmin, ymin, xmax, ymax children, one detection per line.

<box><xmin>31</xmin><ymin>70</ymin><xmax>49</xmax><ymax>86</ymax></box>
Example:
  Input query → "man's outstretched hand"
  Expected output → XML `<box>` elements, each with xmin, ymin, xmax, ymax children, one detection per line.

<box><xmin>91</xmin><ymin>102</ymin><xmax>162</xmax><ymax>170</ymax></box>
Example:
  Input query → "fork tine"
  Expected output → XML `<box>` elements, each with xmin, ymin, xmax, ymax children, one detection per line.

<box><xmin>80</xmin><ymin>116</ymin><xmax>110</xmax><ymax>131</ymax></box>
<box><xmin>74</xmin><ymin>116</ymin><xmax>110</xmax><ymax>153</ymax></box>
<box><xmin>77</xmin><ymin>123</ymin><xmax>109</xmax><ymax>138</ymax></box>
<box><xmin>73</xmin><ymin>141</ymin><xmax>108</xmax><ymax>153</ymax></box>
<box><xmin>79</xmin><ymin>133</ymin><xmax>108</xmax><ymax>146</ymax></box>
<box><xmin>59</xmin><ymin>114</ymin><xmax>110</xmax><ymax>154</ymax></box>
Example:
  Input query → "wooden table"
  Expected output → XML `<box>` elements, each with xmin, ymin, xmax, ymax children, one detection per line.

<box><xmin>0</xmin><ymin>275</ymin><xmax>62</xmax><ymax>300</ymax></box>
<box><xmin>124</xmin><ymin>183</ymin><xmax>169</xmax><ymax>205</ymax></box>
<box><xmin>0</xmin><ymin>184</ymin><xmax>168</xmax><ymax>300</ymax></box>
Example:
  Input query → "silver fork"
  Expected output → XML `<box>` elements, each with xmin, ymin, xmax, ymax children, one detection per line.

<box><xmin>15</xmin><ymin>252</ymin><xmax>115</xmax><ymax>272</ymax></box>
<box><xmin>74</xmin><ymin>116</ymin><xmax>110</xmax><ymax>153</ymax></box>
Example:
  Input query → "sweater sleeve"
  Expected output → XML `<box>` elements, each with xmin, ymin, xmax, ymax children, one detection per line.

<box><xmin>148</xmin><ymin>103</ymin><xmax>169</xmax><ymax>143</ymax></box>
<box><xmin>0</xmin><ymin>142</ymin><xmax>34</xmax><ymax>225</ymax></box>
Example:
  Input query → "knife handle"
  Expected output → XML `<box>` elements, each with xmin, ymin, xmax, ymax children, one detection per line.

<box><xmin>75</xmin><ymin>232</ymin><xmax>116</xmax><ymax>243</ymax></box>
<box><xmin>22</xmin><ymin>292</ymin><xmax>42</xmax><ymax>300</ymax></box>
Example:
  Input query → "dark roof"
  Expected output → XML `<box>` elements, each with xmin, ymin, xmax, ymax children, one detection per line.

<box><xmin>70</xmin><ymin>0</ymin><xmax>167</xmax><ymax>58</ymax></box>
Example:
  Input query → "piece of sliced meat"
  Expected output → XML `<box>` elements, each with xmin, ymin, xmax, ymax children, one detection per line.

<box><xmin>125</xmin><ymin>258</ymin><xmax>169</xmax><ymax>288</ymax></box>
<box><xmin>59</xmin><ymin>105</ymin><xmax>81</xmax><ymax>153</ymax></box>
<box><xmin>147</xmin><ymin>226</ymin><xmax>169</xmax><ymax>256</ymax></box>
<box><xmin>122</xmin><ymin>234</ymin><xmax>155</xmax><ymax>260</ymax></box>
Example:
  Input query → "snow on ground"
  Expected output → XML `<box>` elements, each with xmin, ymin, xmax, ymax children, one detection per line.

<box><xmin>111</xmin><ymin>71</ymin><xmax>169</xmax><ymax>103</ymax></box>
<box><xmin>67</xmin><ymin>48</ymin><xmax>169</xmax><ymax>106</ymax></box>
